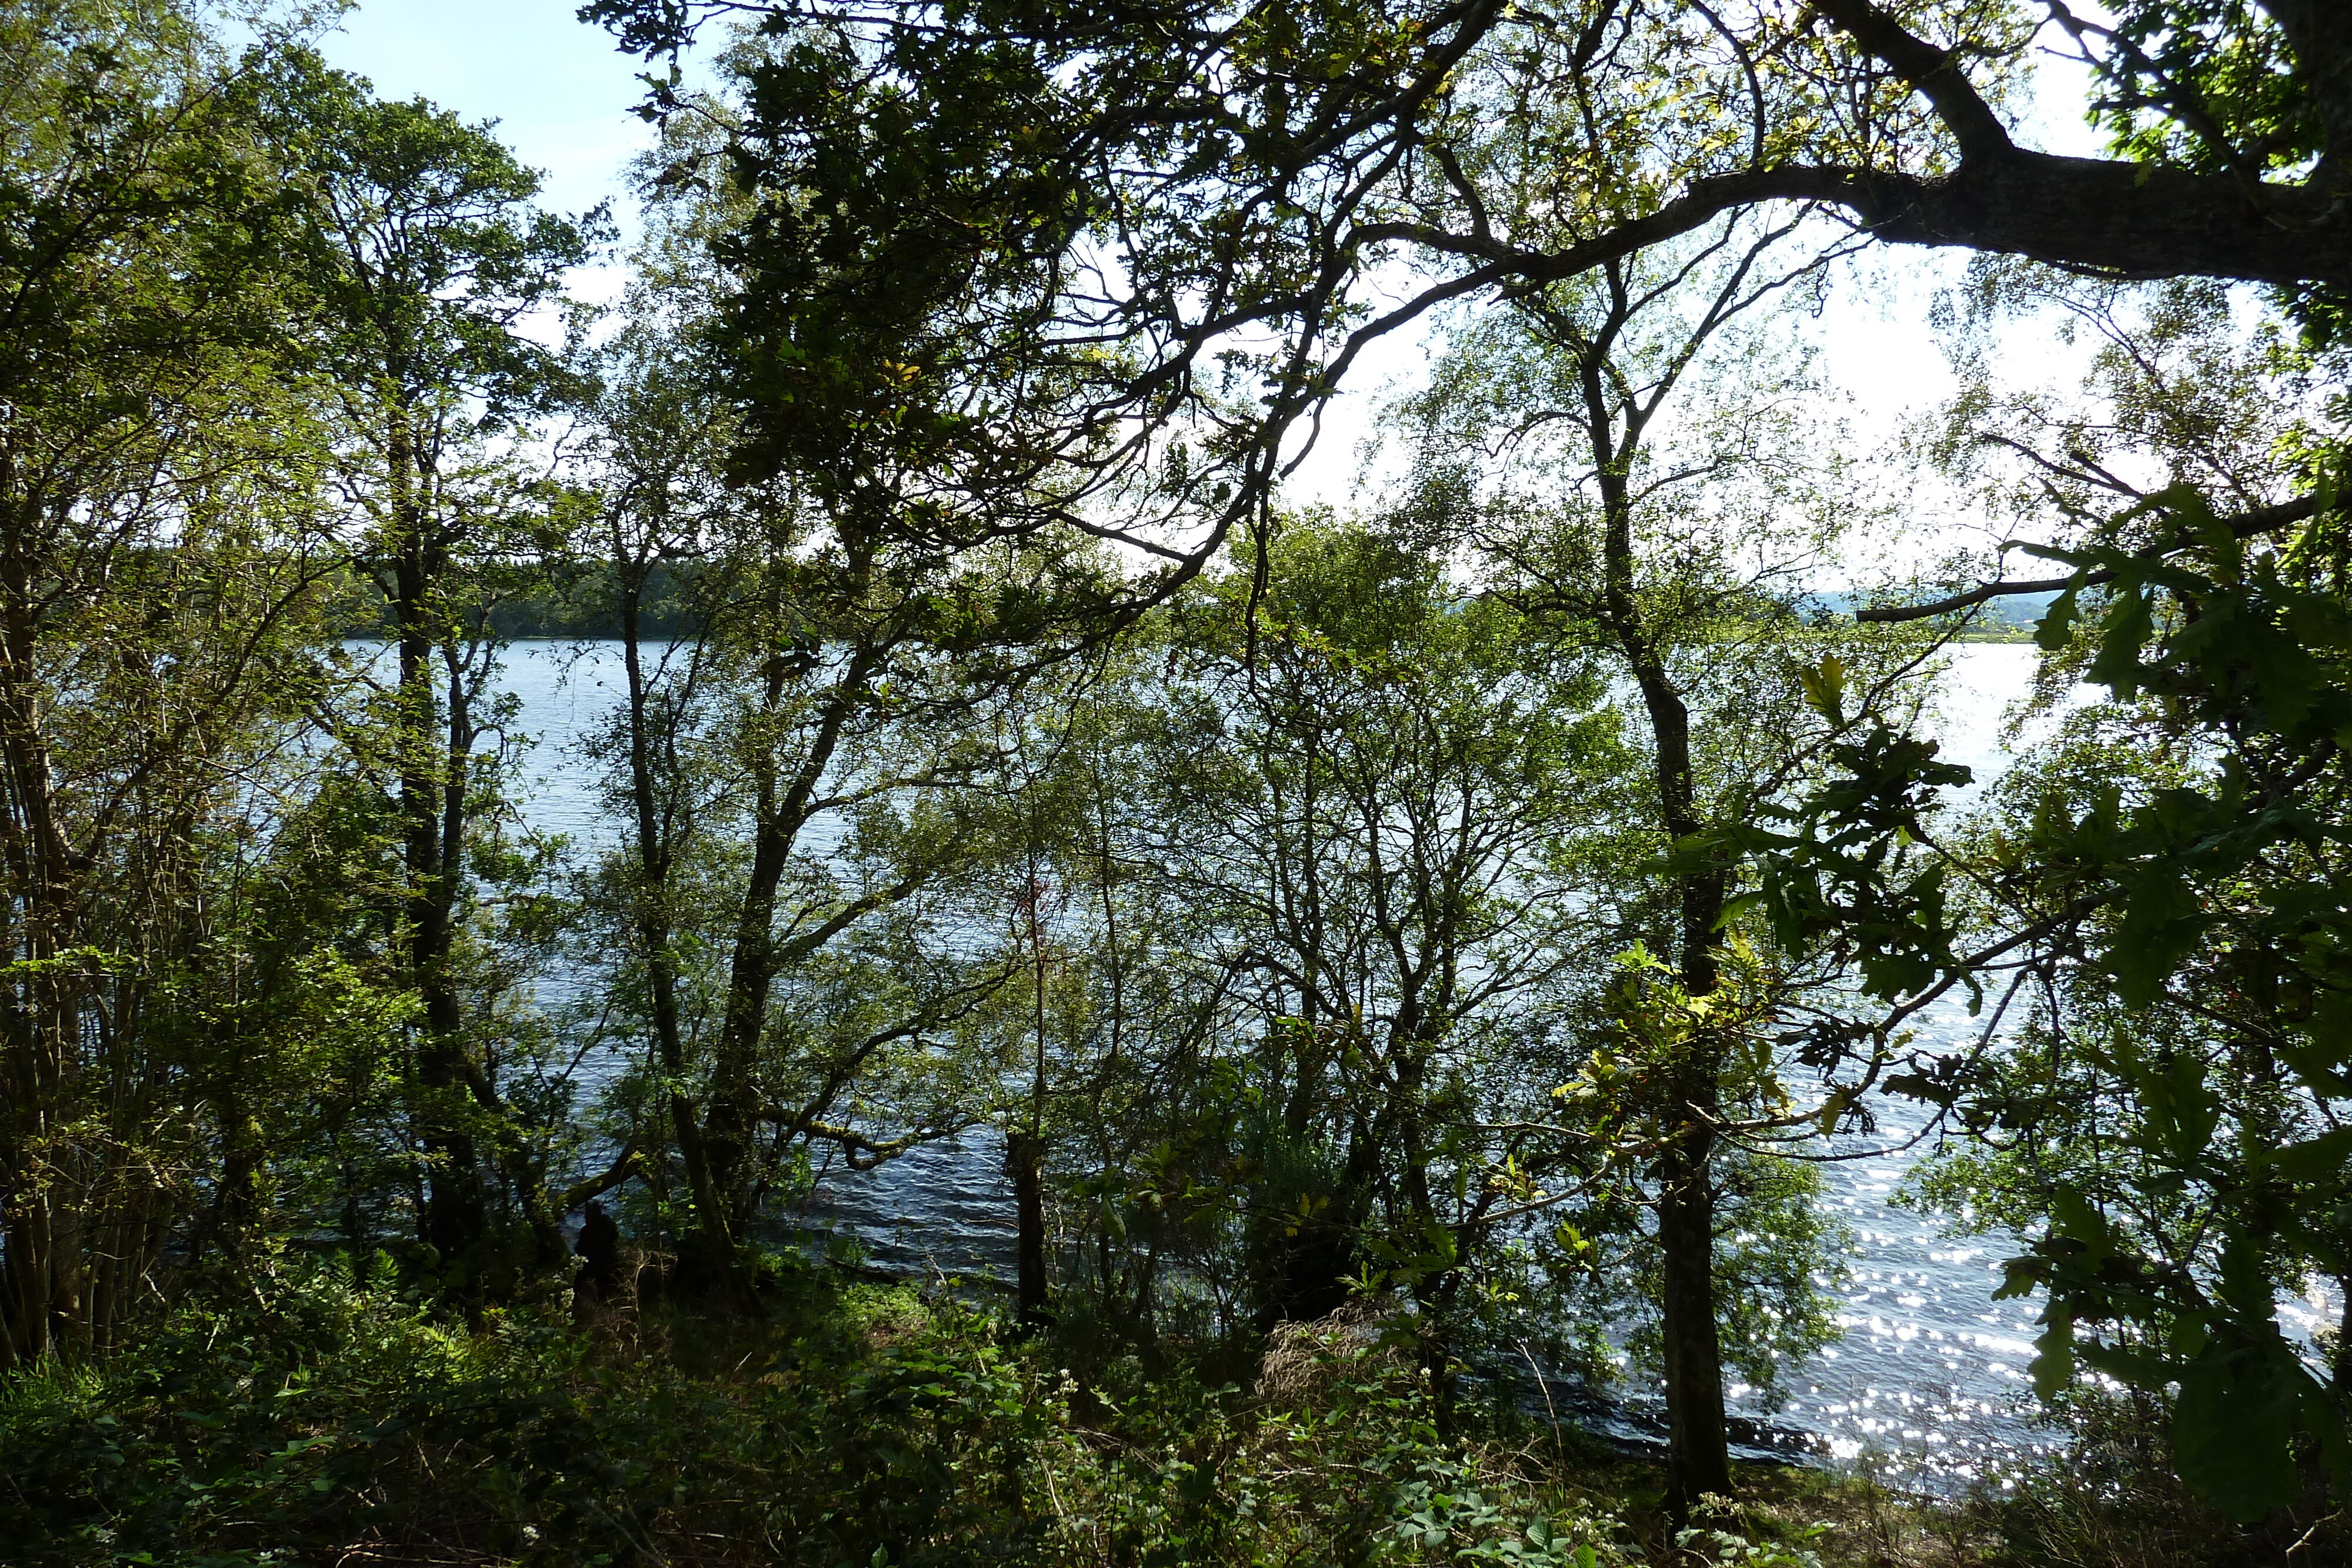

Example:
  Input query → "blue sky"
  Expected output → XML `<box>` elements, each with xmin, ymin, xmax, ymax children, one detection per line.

<box><xmin>319</xmin><ymin>0</ymin><xmax>661</xmax><ymax>231</ymax></box>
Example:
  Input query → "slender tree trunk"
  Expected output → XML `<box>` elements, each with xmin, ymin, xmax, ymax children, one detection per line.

<box><xmin>1588</xmin><ymin>352</ymin><xmax>1737</xmax><ymax>1512</ymax></box>
<box><xmin>1658</xmin><ymin>1131</ymin><xmax>1732</xmax><ymax>1509</ymax></box>
<box><xmin>697</xmin><ymin>574</ymin><xmax>881</xmax><ymax>1285</ymax></box>
<box><xmin>1014</xmin><ymin>845</ymin><xmax>1052</xmax><ymax>1330</ymax></box>
<box><xmin>392</xmin><ymin>453</ymin><xmax>483</xmax><ymax>1278</ymax></box>
<box><xmin>0</xmin><ymin>492</ymin><xmax>86</xmax><ymax>1365</ymax></box>
<box><xmin>1009</xmin><ymin>1127</ymin><xmax>1048</xmax><ymax>1329</ymax></box>
<box><xmin>617</xmin><ymin>559</ymin><xmax>729</xmax><ymax>1272</ymax></box>
<box><xmin>403</xmin><ymin>834</ymin><xmax>481</xmax><ymax>1276</ymax></box>
<box><xmin>698</xmin><ymin>648</ymin><xmax>792</xmax><ymax>1234</ymax></box>
<box><xmin>699</xmin><ymin>663</ymin><xmax>810</xmax><ymax>1253</ymax></box>
<box><xmin>1630</xmin><ymin>660</ymin><xmax>1738</xmax><ymax>1514</ymax></box>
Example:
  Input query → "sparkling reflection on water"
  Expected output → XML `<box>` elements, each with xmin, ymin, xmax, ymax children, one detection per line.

<box><xmin>498</xmin><ymin>639</ymin><xmax>2100</xmax><ymax>1491</ymax></box>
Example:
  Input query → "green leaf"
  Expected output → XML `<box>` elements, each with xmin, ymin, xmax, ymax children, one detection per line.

<box><xmin>2171</xmin><ymin>1350</ymin><xmax>2302</xmax><ymax>1522</ymax></box>
<box><xmin>2270</xmin><ymin>1125</ymin><xmax>2352</xmax><ymax>1184</ymax></box>
<box><xmin>2047</xmin><ymin>1186</ymin><xmax>2116</xmax><ymax>1268</ymax></box>
<box><xmin>2034</xmin><ymin>583</ymin><xmax>2080</xmax><ymax>650</ymax></box>
<box><xmin>2030</xmin><ymin>1306</ymin><xmax>2075</xmax><ymax>1401</ymax></box>
<box><xmin>1796</xmin><ymin>655</ymin><xmax>1848</xmax><ymax>723</ymax></box>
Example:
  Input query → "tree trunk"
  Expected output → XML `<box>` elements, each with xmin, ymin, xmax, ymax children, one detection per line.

<box><xmin>697</xmin><ymin>661</ymin><xmax>813</xmax><ymax>1276</ymax></box>
<box><xmin>616</xmin><ymin>560</ymin><xmax>731</xmax><ymax>1279</ymax></box>
<box><xmin>696</xmin><ymin>596</ymin><xmax>881</xmax><ymax>1289</ymax></box>
<box><xmin>1658</xmin><ymin>1131</ymin><xmax>1733</xmax><ymax>1512</ymax></box>
<box><xmin>1584</xmin><ymin>333</ymin><xmax>1739</xmax><ymax>1513</ymax></box>
<box><xmin>390</xmin><ymin>418</ymin><xmax>485</xmax><ymax>1281</ymax></box>
<box><xmin>1008</xmin><ymin>1126</ymin><xmax>1049</xmax><ymax>1329</ymax></box>
<box><xmin>381</xmin><ymin>416</ymin><xmax>583</xmax><ymax>1289</ymax></box>
<box><xmin>0</xmin><ymin>494</ymin><xmax>103</xmax><ymax>1366</ymax></box>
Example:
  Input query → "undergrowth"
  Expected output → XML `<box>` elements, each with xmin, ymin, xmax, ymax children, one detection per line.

<box><xmin>0</xmin><ymin>1258</ymin><xmax>2327</xmax><ymax>1567</ymax></box>
<box><xmin>0</xmin><ymin>1259</ymin><xmax>1625</xmax><ymax>1566</ymax></box>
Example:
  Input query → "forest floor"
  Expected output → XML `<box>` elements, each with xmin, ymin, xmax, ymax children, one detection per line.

<box><xmin>0</xmin><ymin>1257</ymin><xmax>2337</xmax><ymax>1567</ymax></box>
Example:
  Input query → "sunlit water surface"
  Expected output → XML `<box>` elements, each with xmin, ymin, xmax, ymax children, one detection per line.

<box><xmin>489</xmin><ymin>639</ymin><xmax>2265</xmax><ymax>1493</ymax></box>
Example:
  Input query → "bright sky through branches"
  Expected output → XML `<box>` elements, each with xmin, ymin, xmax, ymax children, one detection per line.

<box><xmin>322</xmin><ymin>0</ymin><xmax>656</xmax><ymax>226</ymax></box>
<box><xmin>320</xmin><ymin>0</ymin><xmax>2110</xmax><ymax>550</ymax></box>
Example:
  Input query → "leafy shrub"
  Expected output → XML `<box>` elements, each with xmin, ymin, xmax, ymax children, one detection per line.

<box><xmin>0</xmin><ymin>1261</ymin><xmax>1633</xmax><ymax>1567</ymax></box>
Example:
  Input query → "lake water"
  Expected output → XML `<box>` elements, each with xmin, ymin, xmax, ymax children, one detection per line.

<box><xmin>490</xmin><ymin>638</ymin><xmax>2236</xmax><ymax>1493</ymax></box>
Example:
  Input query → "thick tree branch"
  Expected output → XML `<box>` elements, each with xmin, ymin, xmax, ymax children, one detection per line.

<box><xmin>1368</xmin><ymin>146</ymin><xmax>2352</xmax><ymax>303</ymax></box>
<box><xmin>1812</xmin><ymin>0</ymin><xmax>2014</xmax><ymax>158</ymax></box>
<box><xmin>1389</xmin><ymin>1</ymin><xmax>2352</xmax><ymax>293</ymax></box>
<box><xmin>561</xmin><ymin>1144</ymin><xmax>643</xmax><ymax>1211</ymax></box>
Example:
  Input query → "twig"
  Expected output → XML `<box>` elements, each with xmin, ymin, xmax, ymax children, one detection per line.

<box><xmin>1521</xmin><ymin>1338</ymin><xmax>1568</xmax><ymax>1476</ymax></box>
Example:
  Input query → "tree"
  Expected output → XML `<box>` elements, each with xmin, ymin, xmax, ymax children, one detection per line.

<box><xmin>1149</xmin><ymin>520</ymin><xmax>1621</xmax><ymax>1349</ymax></box>
<box><xmin>1826</xmin><ymin>276</ymin><xmax>2352</xmax><ymax>1523</ymax></box>
<box><xmin>592</xmin><ymin>16</ymin><xmax>1162</xmax><ymax>594</ymax></box>
<box><xmin>569</xmin><ymin>237</ymin><xmax>1105</xmax><ymax>1298</ymax></box>
<box><xmin>568</xmin><ymin>288</ymin><xmax>739</xmax><ymax>1284</ymax></box>
<box><xmin>961</xmin><ymin>513</ymin><xmax>1639</xmax><ymax>1383</ymax></box>
<box><xmin>1396</xmin><ymin>219</ymin><xmax>1945</xmax><ymax>1507</ymax></box>
<box><xmin>254</xmin><ymin>48</ymin><xmax>602</xmax><ymax>1290</ymax></box>
<box><xmin>0</xmin><ymin>0</ymin><xmax>350</xmax><ymax>1365</ymax></box>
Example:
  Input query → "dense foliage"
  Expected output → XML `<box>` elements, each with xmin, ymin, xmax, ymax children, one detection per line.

<box><xmin>5</xmin><ymin>0</ymin><xmax>2352</xmax><ymax>1561</ymax></box>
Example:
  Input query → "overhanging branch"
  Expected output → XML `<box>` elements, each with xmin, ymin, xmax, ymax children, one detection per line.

<box><xmin>1375</xmin><ymin>0</ymin><xmax>2352</xmax><ymax>293</ymax></box>
<box><xmin>1857</xmin><ymin>493</ymin><xmax>2323</xmax><ymax>623</ymax></box>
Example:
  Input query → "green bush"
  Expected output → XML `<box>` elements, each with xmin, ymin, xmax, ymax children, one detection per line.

<box><xmin>0</xmin><ymin>1262</ymin><xmax>1632</xmax><ymax>1567</ymax></box>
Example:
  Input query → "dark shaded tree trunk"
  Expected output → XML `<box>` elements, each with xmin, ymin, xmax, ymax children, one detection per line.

<box><xmin>614</xmin><ymin>555</ymin><xmax>731</xmax><ymax>1283</ymax></box>
<box><xmin>385</xmin><ymin>422</ymin><xmax>569</xmax><ymax>1286</ymax></box>
<box><xmin>1009</xmin><ymin>1127</ymin><xmax>1049</xmax><ymax>1329</ymax></box>
<box><xmin>1657</xmin><ymin>1133</ymin><xmax>1732</xmax><ymax>1509</ymax></box>
<box><xmin>1629</xmin><ymin>646</ymin><xmax>1737</xmax><ymax>1514</ymax></box>
<box><xmin>389</xmin><ymin>416</ymin><xmax>486</xmax><ymax>1282</ymax></box>
<box><xmin>693</xmin><ymin>630</ymin><xmax>881</xmax><ymax>1289</ymax></box>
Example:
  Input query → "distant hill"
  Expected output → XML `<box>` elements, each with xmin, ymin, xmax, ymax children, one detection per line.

<box><xmin>1795</xmin><ymin>588</ymin><xmax>2060</xmax><ymax>635</ymax></box>
<box><xmin>344</xmin><ymin>561</ymin><xmax>704</xmax><ymax>641</ymax></box>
